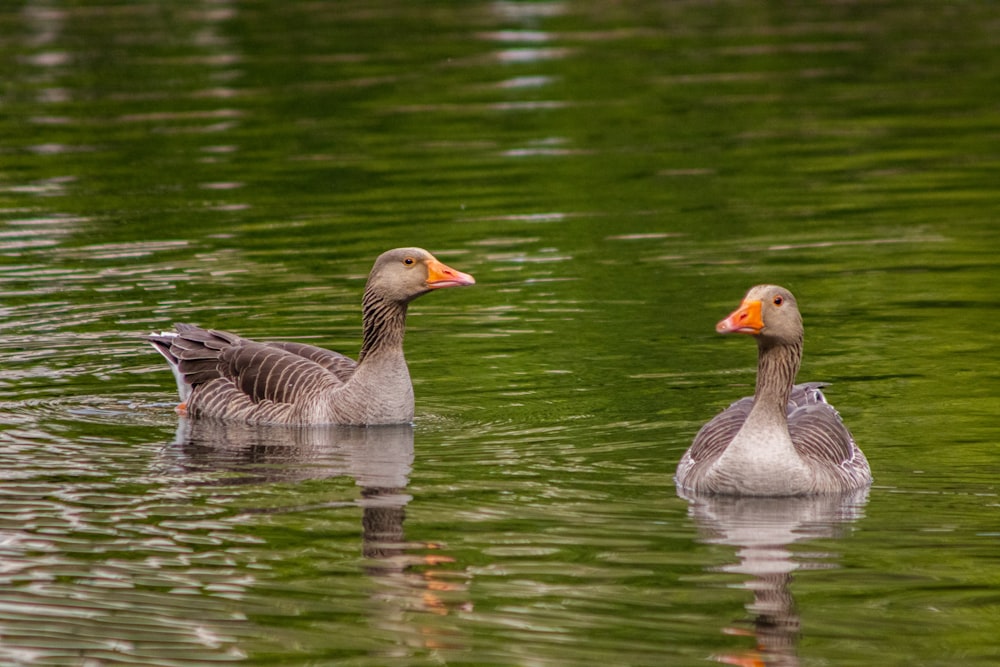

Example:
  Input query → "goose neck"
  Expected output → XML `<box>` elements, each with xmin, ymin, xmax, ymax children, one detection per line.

<box><xmin>358</xmin><ymin>289</ymin><xmax>408</xmax><ymax>363</ymax></box>
<box><xmin>752</xmin><ymin>338</ymin><xmax>801</xmax><ymax>416</ymax></box>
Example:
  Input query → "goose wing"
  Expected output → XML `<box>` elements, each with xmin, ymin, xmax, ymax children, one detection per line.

<box><xmin>678</xmin><ymin>396</ymin><xmax>754</xmax><ymax>478</ymax></box>
<box><xmin>264</xmin><ymin>341</ymin><xmax>357</xmax><ymax>382</ymax></box>
<box><xmin>787</xmin><ymin>383</ymin><xmax>869</xmax><ymax>474</ymax></box>
<box><xmin>154</xmin><ymin>324</ymin><xmax>346</xmax><ymax>408</ymax></box>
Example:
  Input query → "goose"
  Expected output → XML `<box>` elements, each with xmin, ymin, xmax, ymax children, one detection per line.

<box><xmin>675</xmin><ymin>285</ymin><xmax>872</xmax><ymax>496</ymax></box>
<box><xmin>148</xmin><ymin>247</ymin><xmax>474</xmax><ymax>426</ymax></box>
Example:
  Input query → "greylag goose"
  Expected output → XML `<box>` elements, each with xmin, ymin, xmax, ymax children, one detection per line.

<box><xmin>675</xmin><ymin>285</ymin><xmax>872</xmax><ymax>496</ymax></box>
<box><xmin>148</xmin><ymin>247</ymin><xmax>474</xmax><ymax>426</ymax></box>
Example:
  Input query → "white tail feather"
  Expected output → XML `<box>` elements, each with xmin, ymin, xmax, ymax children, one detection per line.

<box><xmin>148</xmin><ymin>332</ymin><xmax>192</xmax><ymax>403</ymax></box>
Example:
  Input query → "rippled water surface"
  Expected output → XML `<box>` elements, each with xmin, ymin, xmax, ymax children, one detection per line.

<box><xmin>1</xmin><ymin>1</ymin><xmax>998</xmax><ymax>665</ymax></box>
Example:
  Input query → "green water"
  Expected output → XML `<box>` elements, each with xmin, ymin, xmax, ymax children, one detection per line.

<box><xmin>1</xmin><ymin>1</ymin><xmax>998</xmax><ymax>665</ymax></box>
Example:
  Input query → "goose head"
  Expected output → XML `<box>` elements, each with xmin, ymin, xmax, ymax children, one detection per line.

<box><xmin>366</xmin><ymin>247</ymin><xmax>475</xmax><ymax>304</ymax></box>
<box><xmin>716</xmin><ymin>284</ymin><xmax>803</xmax><ymax>345</ymax></box>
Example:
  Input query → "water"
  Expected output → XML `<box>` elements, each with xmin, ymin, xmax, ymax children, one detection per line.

<box><xmin>1</xmin><ymin>1</ymin><xmax>998</xmax><ymax>665</ymax></box>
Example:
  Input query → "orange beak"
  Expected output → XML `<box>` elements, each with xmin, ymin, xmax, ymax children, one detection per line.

<box><xmin>425</xmin><ymin>257</ymin><xmax>476</xmax><ymax>289</ymax></box>
<box><xmin>716</xmin><ymin>299</ymin><xmax>764</xmax><ymax>335</ymax></box>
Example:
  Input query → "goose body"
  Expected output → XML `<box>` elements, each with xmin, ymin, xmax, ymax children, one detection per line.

<box><xmin>676</xmin><ymin>285</ymin><xmax>872</xmax><ymax>496</ymax></box>
<box><xmin>148</xmin><ymin>248</ymin><xmax>474</xmax><ymax>426</ymax></box>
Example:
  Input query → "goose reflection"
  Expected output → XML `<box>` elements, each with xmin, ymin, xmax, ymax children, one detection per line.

<box><xmin>162</xmin><ymin>419</ymin><xmax>468</xmax><ymax>649</ymax></box>
<box><xmin>679</xmin><ymin>489</ymin><xmax>869</xmax><ymax>667</ymax></box>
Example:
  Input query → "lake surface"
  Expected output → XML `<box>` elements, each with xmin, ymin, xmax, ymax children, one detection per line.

<box><xmin>1</xmin><ymin>1</ymin><xmax>998</xmax><ymax>665</ymax></box>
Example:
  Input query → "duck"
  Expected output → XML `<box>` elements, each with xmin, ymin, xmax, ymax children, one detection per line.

<box><xmin>148</xmin><ymin>247</ymin><xmax>474</xmax><ymax>426</ymax></box>
<box><xmin>675</xmin><ymin>285</ymin><xmax>872</xmax><ymax>496</ymax></box>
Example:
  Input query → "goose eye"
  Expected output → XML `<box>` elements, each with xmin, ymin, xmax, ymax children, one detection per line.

<box><xmin>773</xmin><ymin>296</ymin><xmax>783</xmax><ymax>306</ymax></box>
<box><xmin>403</xmin><ymin>257</ymin><xmax>415</xmax><ymax>266</ymax></box>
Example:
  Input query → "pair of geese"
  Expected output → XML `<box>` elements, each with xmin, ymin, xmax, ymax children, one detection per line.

<box><xmin>149</xmin><ymin>247</ymin><xmax>872</xmax><ymax>497</ymax></box>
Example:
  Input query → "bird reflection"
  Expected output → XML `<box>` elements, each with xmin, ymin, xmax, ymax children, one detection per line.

<box><xmin>679</xmin><ymin>488</ymin><xmax>869</xmax><ymax>667</ymax></box>
<box><xmin>160</xmin><ymin>419</ymin><xmax>468</xmax><ymax>650</ymax></box>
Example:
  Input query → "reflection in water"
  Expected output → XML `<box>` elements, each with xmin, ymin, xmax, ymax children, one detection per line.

<box><xmin>169</xmin><ymin>419</ymin><xmax>415</xmax><ymax>488</ymax></box>
<box><xmin>680</xmin><ymin>489</ymin><xmax>869</xmax><ymax>667</ymax></box>
<box><xmin>167</xmin><ymin>420</ymin><xmax>469</xmax><ymax>656</ymax></box>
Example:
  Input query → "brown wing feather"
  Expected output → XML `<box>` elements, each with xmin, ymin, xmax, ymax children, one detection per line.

<box><xmin>786</xmin><ymin>383</ymin><xmax>868</xmax><ymax>482</ymax></box>
<box><xmin>161</xmin><ymin>324</ymin><xmax>345</xmax><ymax>408</ymax></box>
<box><xmin>686</xmin><ymin>396</ymin><xmax>753</xmax><ymax>464</ymax></box>
<box><xmin>219</xmin><ymin>342</ymin><xmax>343</xmax><ymax>404</ymax></box>
<box><xmin>264</xmin><ymin>341</ymin><xmax>357</xmax><ymax>382</ymax></box>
